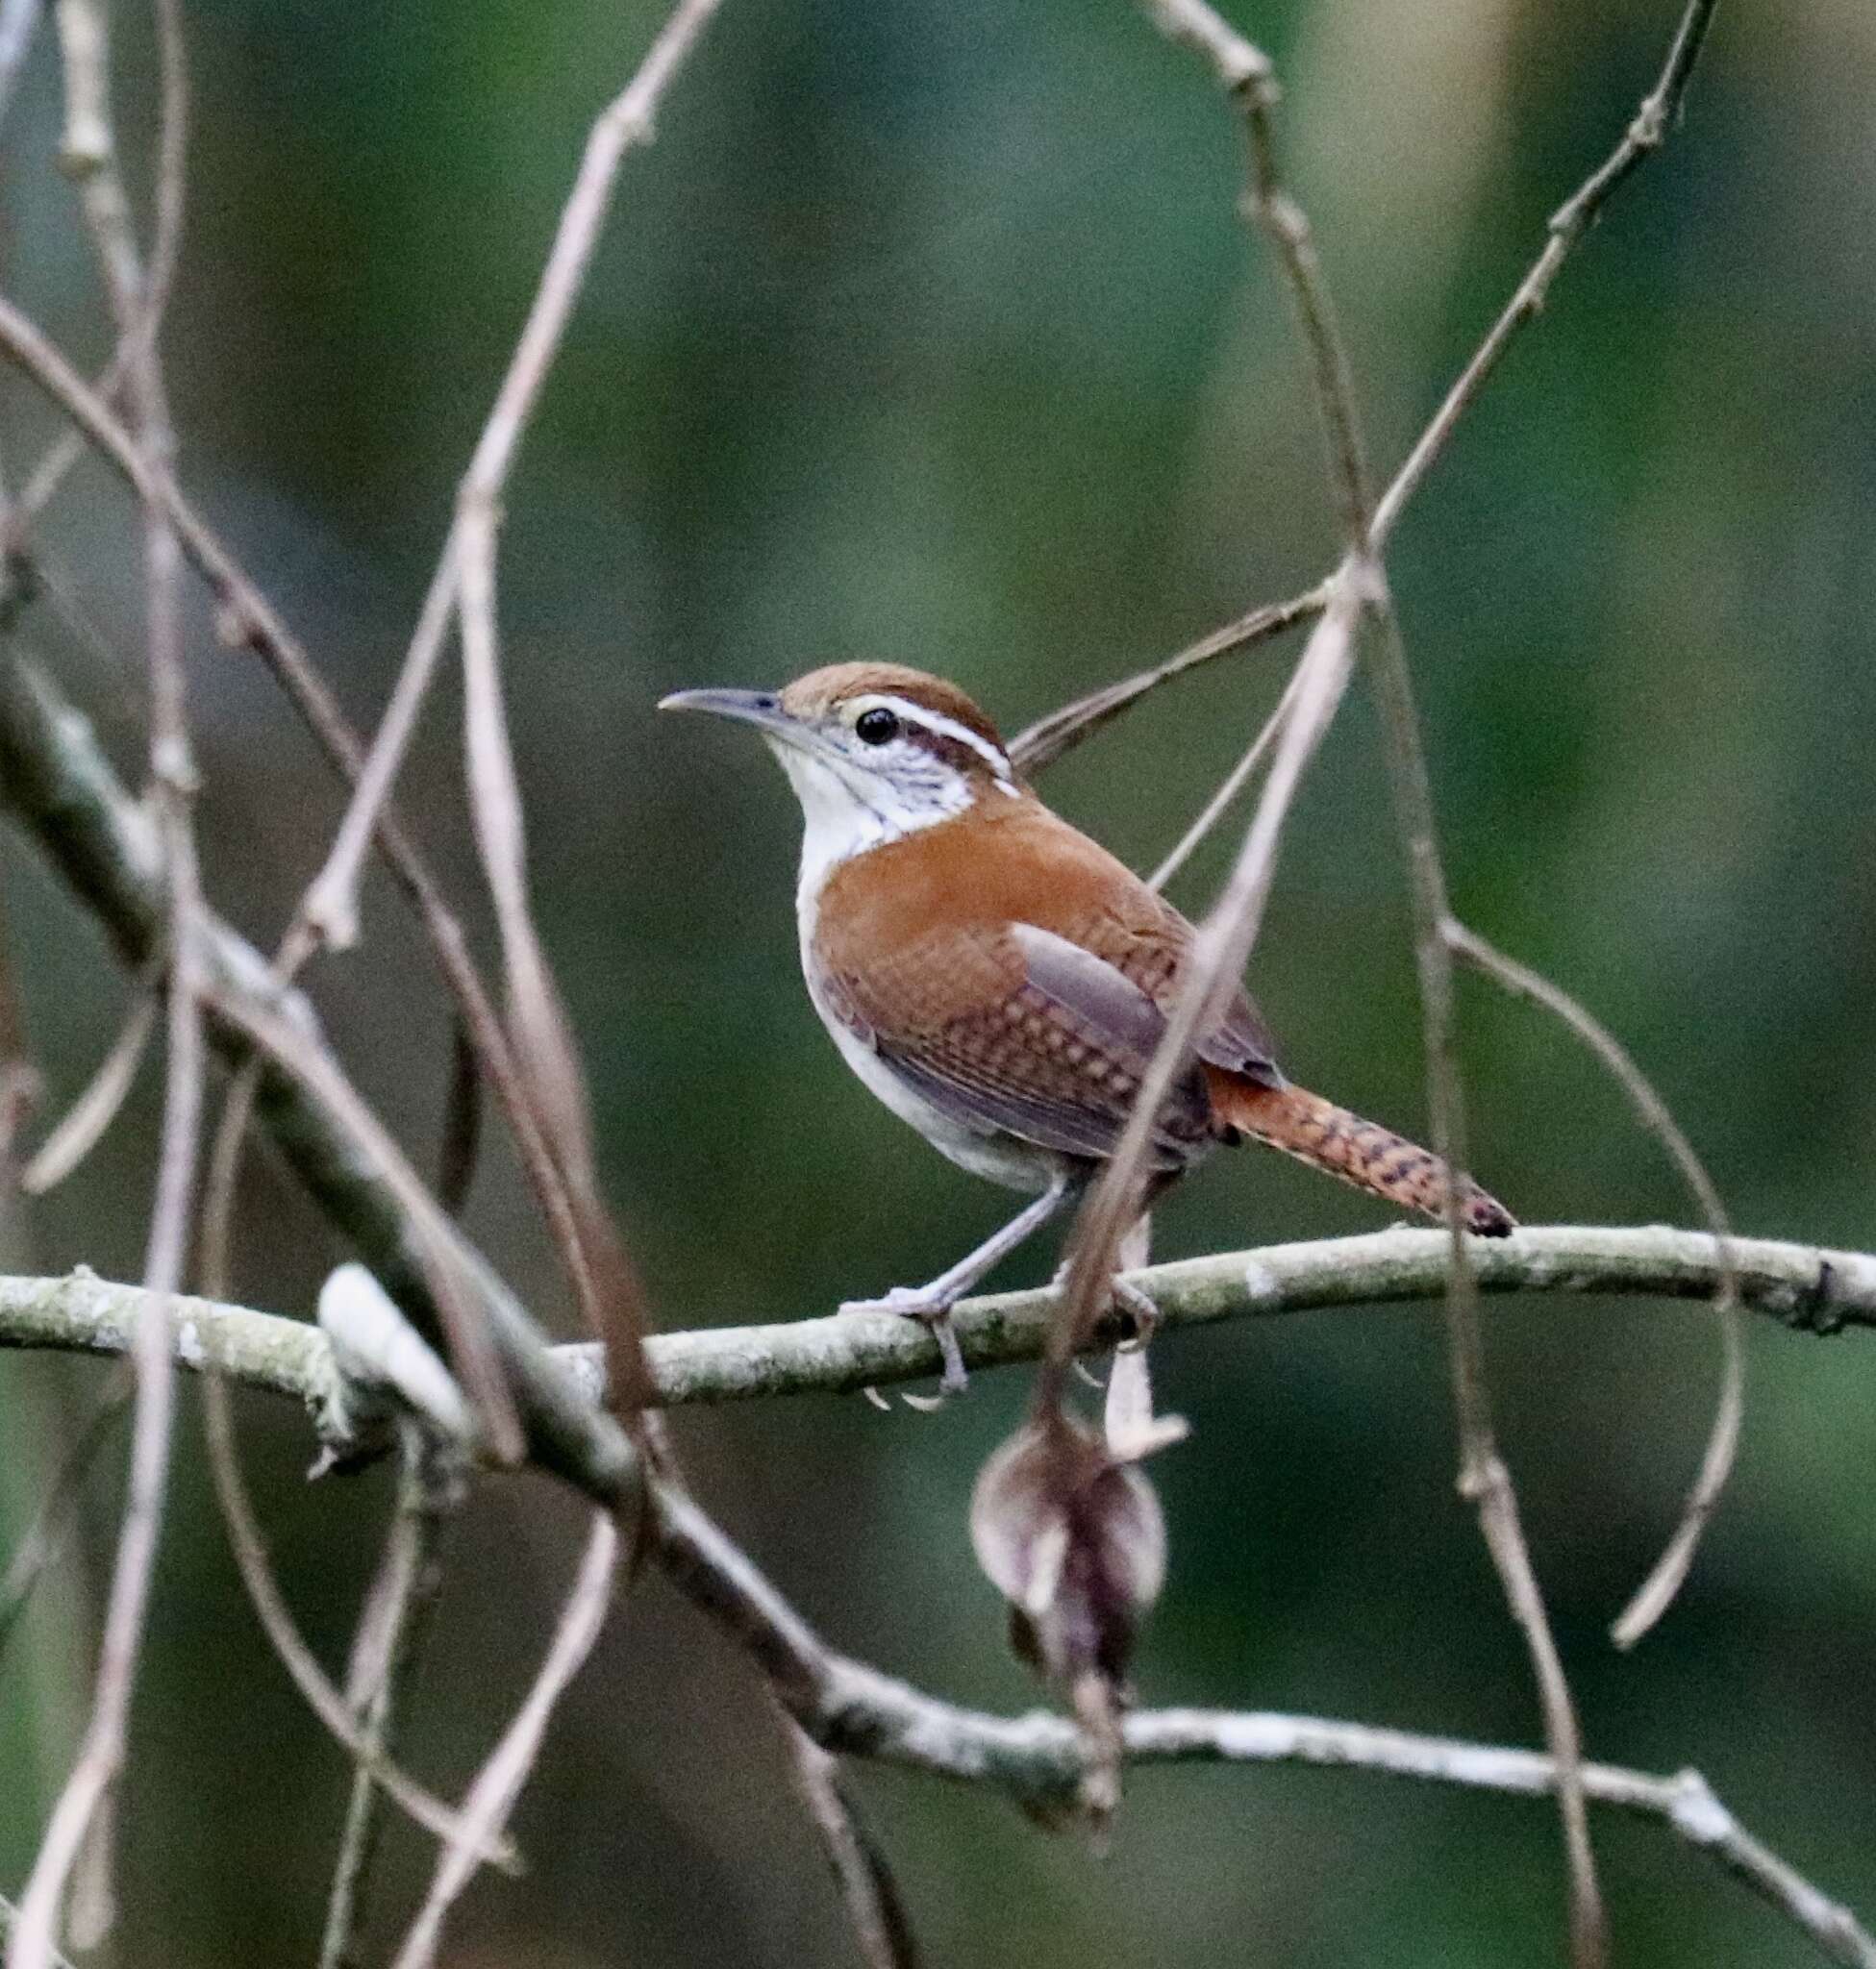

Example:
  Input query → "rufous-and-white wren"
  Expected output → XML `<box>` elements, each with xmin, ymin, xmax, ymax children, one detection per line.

<box><xmin>663</xmin><ymin>663</ymin><xmax>1512</xmax><ymax>1390</ymax></box>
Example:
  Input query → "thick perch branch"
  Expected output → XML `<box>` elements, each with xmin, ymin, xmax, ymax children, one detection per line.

<box><xmin>624</xmin><ymin>1222</ymin><xmax>1872</xmax><ymax>1401</ymax></box>
<box><xmin>0</xmin><ymin>1224</ymin><xmax>1866</xmax><ymax>1419</ymax></box>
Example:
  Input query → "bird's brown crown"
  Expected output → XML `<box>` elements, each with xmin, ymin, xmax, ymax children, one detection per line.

<box><xmin>779</xmin><ymin>663</ymin><xmax>1008</xmax><ymax>758</ymax></box>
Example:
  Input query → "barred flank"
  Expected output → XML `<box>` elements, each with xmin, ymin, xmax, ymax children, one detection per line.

<box><xmin>1206</xmin><ymin>1071</ymin><xmax>1515</xmax><ymax>1237</ymax></box>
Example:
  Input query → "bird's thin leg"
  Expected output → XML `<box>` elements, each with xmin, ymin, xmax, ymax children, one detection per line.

<box><xmin>841</xmin><ymin>1170</ymin><xmax>1073</xmax><ymax>1394</ymax></box>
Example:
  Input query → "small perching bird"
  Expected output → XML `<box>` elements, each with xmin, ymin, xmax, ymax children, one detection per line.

<box><xmin>663</xmin><ymin>663</ymin><xmax>1513</xmax><ymax>1389</ymax></box>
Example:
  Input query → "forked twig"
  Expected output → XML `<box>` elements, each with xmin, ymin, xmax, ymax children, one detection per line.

<box><xmin>1370</xmin><ymin>0</ymin><xmax>1722</xmax><ymax>553</ymax></box>
<box><xmin>1029</xmin><ymin>0</ymin><xmax>1723</xmax><ymax>764</ymax></box>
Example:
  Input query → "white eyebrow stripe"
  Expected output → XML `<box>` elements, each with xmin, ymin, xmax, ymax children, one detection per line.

<box><xmin>864</xmin><ymin>695</ymin><xmax>1013</xmax><ymax>780</ymax></box>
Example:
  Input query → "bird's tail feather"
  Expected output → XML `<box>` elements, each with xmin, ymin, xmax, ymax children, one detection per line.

<box><xmin>1206</xmin><ymin>1070</ymin><xmax>1514</xmax><ymax>1236</ymax></box>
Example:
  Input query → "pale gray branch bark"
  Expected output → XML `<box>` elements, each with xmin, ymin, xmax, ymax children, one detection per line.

<box><xmin>0</xmin><ymin>1222</ymin><xmax>1867</xmax><ymax>1418</ymax></box>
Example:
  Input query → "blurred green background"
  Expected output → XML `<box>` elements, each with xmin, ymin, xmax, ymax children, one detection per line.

<box><xmin>3</xmin><ymin>0</ymin><xmax>1875</xmax><ymax>1961</ymax></box>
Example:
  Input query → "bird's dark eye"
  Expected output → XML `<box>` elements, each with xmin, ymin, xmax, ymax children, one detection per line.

<box><xmin>855</xmin><ymin>707</ymin><xmax>900</xmax><ymax>745</ymax></box>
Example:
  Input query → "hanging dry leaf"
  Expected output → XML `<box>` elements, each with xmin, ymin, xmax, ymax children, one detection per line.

<box><xmin>969</xmin><ymin>1409</ymin><xmax>1182</xmax><ymax>1818</ymax></box>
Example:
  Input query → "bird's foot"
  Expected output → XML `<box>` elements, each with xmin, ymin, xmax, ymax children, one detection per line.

<box><xmin>1110</xmin><ymin>1276</ymin><xmax>1161</xmax><ymax>1351</ymax></box>
<box><xmin>1047</xmin><ymin>1262</ymin><xmax>1161</xmax><ymax>1346</ymax></box>
<box><xmin>1047</xmin><ymin>1264</ymin><xmax>1160</xmax><ymax>1385</ymax></box>
<box><xmin>839</xmin><ymin>1285</ymin><xmax>970</xmax><ymax>1401</ymax></box>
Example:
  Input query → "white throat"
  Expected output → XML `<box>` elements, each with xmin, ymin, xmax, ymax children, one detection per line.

<box><xmin>770</xmin><ymin>741</ymin><xmax>972</xmax><ymax>924</ymax></box>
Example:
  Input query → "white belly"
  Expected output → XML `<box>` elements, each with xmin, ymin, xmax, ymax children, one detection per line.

<box><xmin>807</xmin><ymin>973</ymin><xmax>1053</xmax><ymax>1194</ymax></box>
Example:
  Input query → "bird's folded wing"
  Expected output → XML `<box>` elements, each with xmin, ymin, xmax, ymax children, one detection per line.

<box><xmin>823</xmin><ymin>921</ymin><xmax>1217</xmax><ymax>1166</ymax></box>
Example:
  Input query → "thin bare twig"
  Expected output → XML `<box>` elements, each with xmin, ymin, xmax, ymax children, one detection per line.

<box><xmin>0</xmin><ymin>1369</ymin><xmax>125</xmax><ymax>1660</ymax></box>
<box><xmin>8</xmin><ymin>0</ymin><xmax>201</xmax><ymax>1955</ymax></box>
<box><xmin>780</xmin><ymin>1713</ymin><xmax>921</xmax><ymax>1969</ymax></box>
<box><xmin>1116</xmin><ymin>1714</ymin><xmax>1876</xmax><ymax>1969</ymax></box>
<box><xmin>1147</xmin><ymin>656</ymin><xmax>1303</xmax><ymax>892</ymax></box>
<box><xmin>195</xmin><ymin>1369</ymin><xmax>512</xmax><ymax>1865</ymax></box>
<box><xmin>388</xmin><ymin>1512</ymin><xmax>619</xmax><ymax>1969</ymax></box>
<box><xmin>0</xmin><ymin>1900</ymin><xmax>73</xmax><ymax>1969</ymax></box>
<box><xmin>1006</xmin><ymin>584</ymin><xmax>1327</xmax><ymax>774</ymax></box>
<box><xmin>1366</xmin><ymin>592</ymin><xmax>1606</xmax><ymax>1961</ymax></box>
<box><xmin>196</xmin><ymin>1072</ymin><xmax>491</xmax><ymax>1905</ymax></box>
<box><xmin>0</xmin><ymin>0</ymin><xmax>42</xmax><ymax>136</ymax></box>
<box><xmin>4</xmin><ymin>0</ymin><xmax>188</xmax><ymax>540</ymax></box>
<box><xmin>1144</xmin><ymin>0</ymin><xmax>1371</xmax><ymax>529</ymax></box>
<box><xmin>436</xmin><ymin>1019</ymin><xmax>481</xmax><ymax>1220</ymax></box>
<box><xmin>140</xmin><ymin>0</ymin><xmax>188</xmax><ymax>395</ymax></box>
<box><xmin>1445</xmin><ymin>921</ymin><xmax>1743</xmax><ymax>1646</ymax></box>
<box><xmin>18</xmin><ymin>966</ymin><xmax>158</xmax><ymax>1193</ymax></box>
<box><xmin>1046</xmin><ymin>574</ymin><xmax>1364</xmax><ymax>1402</ymax></box>
<box><xmin>1369</xmin><ymin>0</ymin><xmax>1722</xmax><ymax>553</ymax></box>
<box><xmin>299</xmin><ymin>0</ymin><xmax>725</xmax><ymax>950</ymax></box>
<box><xmin>317</xmin><ymin>1444</ymin><xmax>454</xmax><ymax>1969</ymax></box>
<box><xmin>456</xmin><ymin>502</ymin><xmax>655</xmax><ymax>1422</ymax></box>
<box><xmin>0</xmin><ymin>866</ymin><xmax>41</xmax><ymax>1175</ymax></box>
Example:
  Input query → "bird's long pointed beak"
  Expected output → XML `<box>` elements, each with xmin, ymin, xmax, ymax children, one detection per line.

<box><xmin>657</xmin><ymin>686</ymin><xmax>789</xmax><ymax>736</ymax></box>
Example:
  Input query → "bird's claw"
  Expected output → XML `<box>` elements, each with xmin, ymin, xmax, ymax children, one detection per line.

<box><xmin>840</xmin><ymin>1286</ymin><xmax>969</xmax><ymax>1404</ymax></box>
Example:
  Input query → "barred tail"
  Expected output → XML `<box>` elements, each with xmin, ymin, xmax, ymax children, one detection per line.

<box><xmin>1206</xmin><ymin>1071</ymin><xmax>1514</xmax><ymax>1237</ymax></box>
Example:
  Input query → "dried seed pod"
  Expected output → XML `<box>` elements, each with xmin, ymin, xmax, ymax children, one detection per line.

<box><xmin>970</xmin><ymin>1408</ymin><xmax>1184</xmax><ymax>1819</ymax></box>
